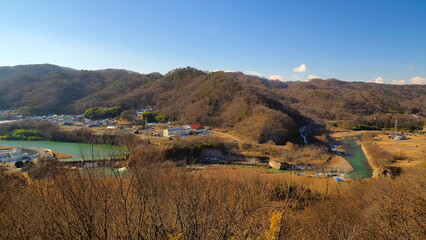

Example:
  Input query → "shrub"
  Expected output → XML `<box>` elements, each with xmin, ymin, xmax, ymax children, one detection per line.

<box><xmin>14</xmin><ymin>161</ymin><xmax>24</xmax><ymax>168</ymax></box>
<box><xmin>0</xmin><ymin>129</ymin><xmax>43</xmax><ymax>140</ymax></box>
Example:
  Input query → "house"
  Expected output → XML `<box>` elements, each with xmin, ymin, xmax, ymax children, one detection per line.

<box><xmin>11</xmin><ymin>114</ymin><xmax>24</xmax><ymax>119</ymax></box>
<box><xmin>182</xmin><ymin>125</ymin><xmax>192</xmax><ymax>133</ymax></box>
<box><xmin>190</xmin><ymin>124</ymin><xmax>206</xmax><ymax>133</ymax></box>
<box><xmin>0</xmin><ymin>120</ymin><xmax>17</xmax><ymax>124</ymax></box>
<box><xmin>163</xmin><ymin>128</ymin><xmax>187</xmax><ymax>137</ymax></box>
<box><xmin>391</xmin><ymin>133</ymin><xmax>407</xmax><ymax>140</ymax></box>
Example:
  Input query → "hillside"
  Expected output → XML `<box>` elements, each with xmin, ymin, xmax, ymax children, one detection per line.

<box><xmin>73</xmin><ymin>67</ymin><xmax>307</xmax><ymax>144</ymax></box>
<box><xmin>280</xmin><ymin>79</ymin><xmax>426</xmax><ymax>129</ymax></box>
<box><xmin>137</xmin><ymin>68</ymin><xmax>307</xmax><ymax>143</ymax></box>
<box><xmin>0</xmin><ymin>65</ymin><xmax>157</xmax><ymax>114</ymax></box>
<box><xmin>69</xmin><ymin>72</ymin><xmax>162</xmax><ymax>112</ymax></box>
<box><xmin>1</xmin><ymin>64</ymin><xmax>425</xmax><ymax>142</ymax></box>
<box><xmin>0</xmin><ymin>65</ymin><xmax>308</xmax><ymax>144</ymax></box>
<box><xmin>0</xmin><ymin>64</ymin><xmax>75</xmax><ymax>80</ymax></box>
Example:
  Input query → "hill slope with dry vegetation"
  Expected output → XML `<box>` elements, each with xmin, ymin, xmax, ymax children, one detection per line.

<box><xmin>1</xmin><ymin>64</ymin><xmax>426</xmax><ymax>142</ymax></box>
<box><xmin>281</xmin><ymin>79</ymin><xmax>426</xmax><ymax>129</ymax></box>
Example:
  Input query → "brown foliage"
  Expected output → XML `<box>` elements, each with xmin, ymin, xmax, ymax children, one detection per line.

<box><xmin>0</xmin><ymin>161</ymin><xmax>425</xmax><ymax>239</ymax></box>
<box><xmin>283</xmin><ymin>79</ymin><xmax>426</xmax><ymax>129</ymax></box>
<box><xmin>282</xmin><ymin>176</ymin><xmax>426</xmax><ymax>239</ymax></box>
<box><xmin>362</xmin><ymin>133</ymin><xmax>406</xmax><ymax>170</ymax></box>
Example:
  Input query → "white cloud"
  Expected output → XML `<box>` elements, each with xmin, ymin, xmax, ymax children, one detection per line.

<box><xmin>268</xmin><ymin>75</ymin><xmax>284</xmax><ymax>81</ymax></box>
<box><xmin>293</xmin><ymin>64</ymin><xmax>306</xmax><ymax>72</ymax></box>
<box><xmin>308</xmin><ymin>74</ymin><xmax>321</xmax><ymax>80</ymax></box>
<box><xmin>212</xmin><ymin>69</ymin><xmax>233</xmax><ymax>73</ymax></box>
<box><xmin>408</xmin><ymin>66</ymin><xmax>415</xmax><ymax>71</ymax></box>
<box><xmin>292</xmin><ymin>75</ymin><xmax>302</xmax><ymax>81</ymax></box>
<box><xmin>367</xmin><ymin>76</ymin><xmax>426</xmax><ymax>85</ymax></box>
<box><xmin>375</xmin><ymin>77</ymin><xmax>384</xmax><ymax>84</ymax></box>
<box><xmin>410</xmin><ymin>76</ymin><xmax>426</xmax><ymax>84</ymax></box>
<box><xmin>392</xmin><ymin>79</ymin><xmax>406</xmax><ymax>85</ymax></box>
<box><xmin>245</xmin><ymin>71</ymin><xmax>262</xmax><ymax>77</ymax></box>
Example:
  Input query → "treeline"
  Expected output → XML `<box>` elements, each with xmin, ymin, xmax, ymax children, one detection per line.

<box><xmin>0</xmin><ymin>149</ymin><xmax>424</xmax><ymax>239</ymax></box>
<box><xmin>0</xmin><ymin>122</ymin><xmax>52</xmax><ymax>140</ymax></box>
<box><xmin>127</xmin><ymin>138</ymin><xmax>231</xmax><ymax>167</ymax></box>
<box><xmin>0</xmin><ymin>128</ymin><xmax>43</xmax><ymax>140</ymax></box>
<box><xmin>142</xmin><ymin>111</ymin><xmax>169</xmax><ymax>123</ymax></box>
<box><xmin>346</xmin><ymin>113</ymin><xmax>425</xmax><ymax>131</ymax></box>
<box><xmin>2</xmin><ymin>64</ymin><xmax>426</xmax><ymax>141</ymax></box>
<box><xmin>283</xmin><ymin>79</ymin><xmax>426</xmax><ymax>130</ymax></box>
<box><xmin>83</xmin><ymin>106</ymin><xmax>123</xmax><ymax>120</ymax></box>
<box><xmin>0</xmin><ymin>121</ymin><xmax>141</xmax><ymax>147</ymax></box>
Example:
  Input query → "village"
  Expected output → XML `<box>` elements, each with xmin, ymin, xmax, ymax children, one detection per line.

<box><xmin>0</xmin><ymin>109</ymin><xmax>116</xmax><ymax>128</ymax></box>
<box><xmin>0</xmin><ymin>109</ymin><xmax>212</xmax><ymax>139</ymax></box>
<box><xmin>1</xmin><ymin>107</ymin><xmax>426</xmax><ymax>183</ymax></box>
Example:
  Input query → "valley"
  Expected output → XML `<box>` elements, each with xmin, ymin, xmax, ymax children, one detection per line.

<box><xmin>0</xmin><ymin>64</ymin><xmax>425</xmax><ymax>239</ymax></box>
<box><xmin>2</xmin><ymin>0</ymin><xmax>426</xmax><ymax>238</ymax></box>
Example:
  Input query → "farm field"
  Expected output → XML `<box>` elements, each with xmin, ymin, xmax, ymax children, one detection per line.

<box><xmin>374</xmin><ymin>134</ymin><xmax>426</xmax><ymax>168</ymax></box>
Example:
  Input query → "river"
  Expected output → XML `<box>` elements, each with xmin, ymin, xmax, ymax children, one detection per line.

<box><xmin>340</xmin><ymin>138</ymin><xmax>372</xmax><ymax>179</ymax></box>
<box><xmin>0</xmin><ymin>140</ymin><xmax>125</xmax><ymax>161</ymax></box>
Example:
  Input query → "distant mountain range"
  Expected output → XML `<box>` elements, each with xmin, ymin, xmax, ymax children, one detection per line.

<box><xmin>1</xmin><ymin>64</ymin><xmax>425</xmax><ymax>143</ymax></box>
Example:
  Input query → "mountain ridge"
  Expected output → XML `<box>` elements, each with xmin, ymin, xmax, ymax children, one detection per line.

<box><xmin>0</xmin><ymin>64</ymin><xmax>425</xmax><ymax>143</ymax></box>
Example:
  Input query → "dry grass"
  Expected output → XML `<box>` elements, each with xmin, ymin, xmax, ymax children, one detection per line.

<box><xmin>374</xmin><ymin>134</ymin><xmax>426</xmax><ymax>164</ymax></box>
<box><xmin>361</xmin><ymin>133</ymin><xmax>426</xmax><ymax>178</ymax></box>
<box><xmin>52</xmin><ymin>151</ymin><xmax>73</xmax><ymax>159</ymax></box>
<box><xmin>1</xmin><ymin>153</ymin><xmax>425</xmax><ymax>240</ymax></box>
<box><xmin>1</xmin><ymin>133</ymin><xmax>425</xmax><ymax>239</ymax></box>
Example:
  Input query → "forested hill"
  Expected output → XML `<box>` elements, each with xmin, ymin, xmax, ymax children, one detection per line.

<box><xmin>0</xmin><ymin>64</ymin><xmax>161</xmax><ymax>114</ymax></box>
<box><xmin>1</xmin><ymin>64</ymin><xmax>425</xmax><ymax>141</ymax></box>
<box><xmin>281</xmin><ymin>79</ymin><xmax>426</xmax><ymax>129</ymax></box>
<box><xmin>0</xmin><ymin>64</ymin><xmax>75</xmax><ymax>79</ymax></box>
<box><xmin>72</xmin><ymin>68</ymin><xmax>306</xmax><ymax>144</ymax></box>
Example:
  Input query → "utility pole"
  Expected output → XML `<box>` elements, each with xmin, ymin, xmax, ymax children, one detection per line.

<box><xmin>394</xmin><ymin>119</ymin><xmax>398</xmax><ymax>133</ymax></box>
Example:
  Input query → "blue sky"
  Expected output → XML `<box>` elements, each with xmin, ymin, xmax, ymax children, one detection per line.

<box><xmin>0</xmin><ymin>0</ymin><xmax>425</xmax><ymax>84</ymax></box>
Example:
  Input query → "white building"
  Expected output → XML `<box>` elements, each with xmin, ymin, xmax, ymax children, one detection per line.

<box><xmin>163</xmin><ymin>128</ymin><xmax>189</xmax><ymax>137</ymax></box>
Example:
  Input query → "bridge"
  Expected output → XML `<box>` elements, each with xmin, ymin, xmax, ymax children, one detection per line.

<box><xmin>60</xmin><ymin>158</ymin><xmax>127</xmax><ymax>168</ymax></box>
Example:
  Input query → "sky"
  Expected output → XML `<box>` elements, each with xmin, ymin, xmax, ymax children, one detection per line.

<box><xmin>0</xmin><ymin>0</ymin><xmax>425</xmax><ymax>84</ymax></box>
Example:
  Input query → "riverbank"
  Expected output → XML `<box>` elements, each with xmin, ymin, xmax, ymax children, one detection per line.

<box><xmin>325</xmin><ymin>155</ymin><xmax>354</xmax><ymax>173</ymax></box>
<box><xmin>360</xmin><ymin>142</ymin><xmax>381</xmax><ymax>178</ymax></box>
<box><xmin>330</xmin><ymin>131</ymin><xmax>376</xmax><ymax>178</ymax></box>
<box><xmin>52</xmin><ymin>151</ymin><xmax>74</xmax><ymax>160</ymax></box>
<box><xmin>362</xmin><ymin>133</ymin><xmax>426</xmax><ymax>177</ymax></box>
<box><xmin>333</xmin><ymin>131</ymin><xmax>399</xmax><ymax>178</ymax></box>
<box><xmin>0</xmin><ymin>140</ymin><xmax>126</xmax><ymax>162</ymax></box>
<box><xmin>330</xmin><ymin>132</ymin><xmax>364</xmax><ymax>172</ymax></box>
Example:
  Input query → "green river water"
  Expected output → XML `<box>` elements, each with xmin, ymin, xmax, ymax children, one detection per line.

<box><xmin>1</xmin><ymin>139</ymin><xmax>372</xmax><ymax>179</ymax></box>
<box><xmin>0</xmin><ymin>140</ymin><xmax>125</xmax><ymax>161</ymax></box>
<box><xmin>340</xmin><ymin>138</ymin><xmax>373</xmax><ymax>179</ymax></box>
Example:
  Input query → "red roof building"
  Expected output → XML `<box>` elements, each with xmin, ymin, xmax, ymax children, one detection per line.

<box><xmin>190</xmin><ymin>124</ymin><xmax>202</xmax><ymax>130</ymax></box>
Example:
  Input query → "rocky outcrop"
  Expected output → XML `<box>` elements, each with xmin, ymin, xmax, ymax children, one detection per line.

<box><xmin>268</xmin><ymin>160</ymin><xmax>293</xmax><ymax>170</ymax></box>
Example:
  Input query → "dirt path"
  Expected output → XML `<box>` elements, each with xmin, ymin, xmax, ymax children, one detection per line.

<box><xmin>212</xmin><ymin>131</ymin><xmax>241</xmax><ymax>142</ymax></box>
